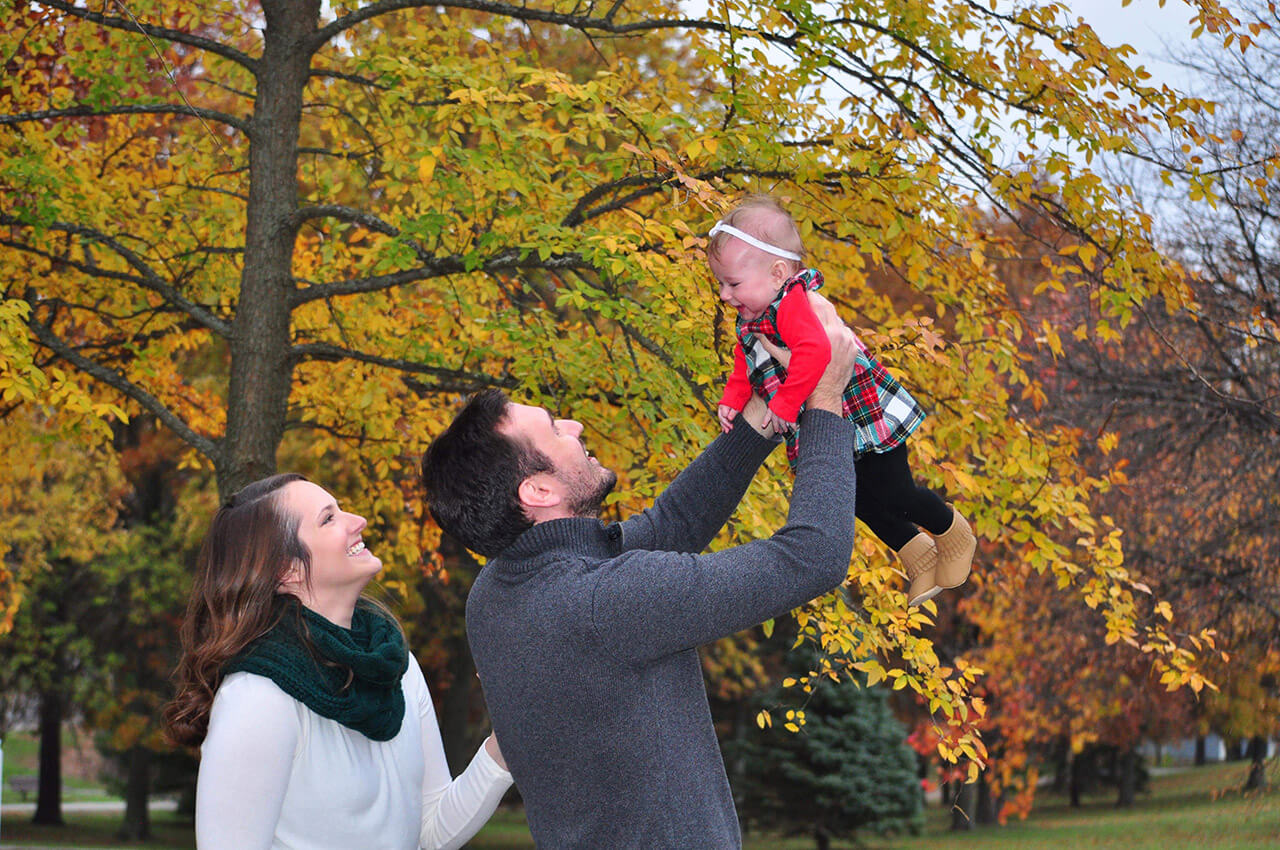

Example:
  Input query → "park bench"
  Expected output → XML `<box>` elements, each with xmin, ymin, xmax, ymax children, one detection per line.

<box><xmin>7</xmin><ymin>774</ymin><xmax>38</xmax><ymax>801</ymax></box>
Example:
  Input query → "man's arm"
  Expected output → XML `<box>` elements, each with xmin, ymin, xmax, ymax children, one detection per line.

<box><xmin>593</xmin><ymin>327</ymin><xmax>860</xmax><ymax>661</ymax></box>
<box><xmin>613</xmin><ymin>302</ymin><xmax>845</xmax><ymax>554</ymax></box>
<box><xmin>611</xmin><ymin>400</ymin><xmax>777</xmax><ymax>554</ymax></box>
<box><xmin>592</xmin><ymin>410</ymin><xmax>855</xmax><ymax>662</ymax></box>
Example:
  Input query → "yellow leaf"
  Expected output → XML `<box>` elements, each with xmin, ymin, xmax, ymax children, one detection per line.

<box><xmin>418</xmin><ymin>155</ymin><xmax>437</xmax><ymax>183</ymax></box>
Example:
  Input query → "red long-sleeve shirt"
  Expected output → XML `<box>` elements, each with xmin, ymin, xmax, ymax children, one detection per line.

<box><xmin>719</xmin><ymin>285</ymin><xmax>831</xmax><ymax>423</ymax></box>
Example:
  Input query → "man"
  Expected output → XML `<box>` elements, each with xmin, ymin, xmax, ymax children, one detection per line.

<box><xmin>420</xmin><ymin>312</ymin><xmax>860</xmax><ymax>848</ymax></box>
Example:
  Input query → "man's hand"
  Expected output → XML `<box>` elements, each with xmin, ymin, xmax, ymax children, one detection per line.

<box><xmin>808</xmin><ymin>322</ymin><xmax>857</xmax><ymax>414</ymax></box>
<box><xmin>758</xmin><ymin>291</ymin><xmax>854</xmax><ymax>415</ymax></box>
<box><xmin>755</xmin><ymin>292</ymin><xmax>839</xmax><ymax>369</ymax></box>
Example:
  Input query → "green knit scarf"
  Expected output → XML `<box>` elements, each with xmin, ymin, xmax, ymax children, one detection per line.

<box><xmin>225</xmin><ymin>601</ymin><xmax>408</xmax><ymax>741</ymax></box>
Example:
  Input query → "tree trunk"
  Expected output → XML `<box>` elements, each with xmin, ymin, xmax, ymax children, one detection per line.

<box><xmin>950</xmin><ymin>781</ymin><xmax>976</xmax><ymax>831</ymax></box>
<box><xmin>1069</xmin><ymin>749</ymin><xmax>1085</xmax><ymax>808</ymax></box>
<box><xmin>32</xmin><ymin>689</ymin><xmax>64</xmax><ymax>826</ymax></box>
<box><xmin>1243</xmin><ymin>735</ymin><xmax>1269</xmax><ymax>791</ymax></box>
<box><xmin>219</xmin><ymin>0</ymin><xmax>321</xmax><ymax>496</ymax></box>
<box><xmin>427</xmin><ymin>533</ymin><xmax>481</xmax><ymax>777</ymax></box>
<box><xmin>1195</xmin><ymin>735</ymin><xmax>1206</xmax><ymax>766</ymax></box>
<box><xmin>729</xmin><ymin>700</ymin><xmax>749</xmax><ymax>815</ymax></box>
<box><xmin>813</xmin><ymin>826</ymin><xmax>831</xmax><ymax>850</ymax></box>
<box><xmin>1116</xmin><ymin>748</ymin><xmax>1138</xmax><ymax>807</ymax></box>
<box><xmin>116</xmin><ymin>746</ymin><xmax>151</xmax><ymax>840</ymax></box>
<box><xmin>975</xmin><ymin>771</ymin><xmax>999</xmax><ymax>825</ymax></box>
<box><xmin>1051</xmin><ymin>736</ymin><xmax>1070</xmax><ymax>794</ymax></box>
<box><xmin>439</xmin><ymin>636</ymin><xmax>477</xmax><ymax>776</ymax></box>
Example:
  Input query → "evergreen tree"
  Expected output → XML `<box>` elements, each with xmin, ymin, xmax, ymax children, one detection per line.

<box><xmin>731</xmin><ymin>650</ymin><xmax>923</xmax><ymax>850</ymax></box>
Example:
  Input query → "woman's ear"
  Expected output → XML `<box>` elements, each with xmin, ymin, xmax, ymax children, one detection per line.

<box><xmin>277</xmin><ymin>561</ymin><xmax>305</xmax><ymax>594</ymax></box>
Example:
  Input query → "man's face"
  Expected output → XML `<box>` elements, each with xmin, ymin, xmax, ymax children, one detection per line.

<box><xmin>499</xmin><ymin>403</ymin><xmax>618</xmax><ymax>516</ymax></box>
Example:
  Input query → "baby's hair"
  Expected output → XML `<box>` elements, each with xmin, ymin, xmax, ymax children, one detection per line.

<box><xmin>708</xmin><ymin>194</ymin><xmax>807</xmax><ymax>269</ymax></box>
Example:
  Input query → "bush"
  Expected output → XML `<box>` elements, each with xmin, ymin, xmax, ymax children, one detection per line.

<box><xmin>730</xmin><ymin>649</ymin><xmax>923</xmax><ymax>850</ymax></box>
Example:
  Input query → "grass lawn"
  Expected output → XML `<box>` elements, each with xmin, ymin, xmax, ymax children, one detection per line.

<box><xmin>0</xmin><ymin>811</ymin><xmax>193</xmax><ymax>849</ymax></box>
<box><xmin>468</xmin><ymin>760</ymin><xmax>1278</xmax><ymax>850</ymax></box>
<box><xmin>0</xmin><ymin>760</ymin><xmax>1273</xmax><ymax>848</ymax></box>
<box><xmin>2</xmin><ymin>730</ymin><xmax>112</xmax><ymax>802</ymax></box>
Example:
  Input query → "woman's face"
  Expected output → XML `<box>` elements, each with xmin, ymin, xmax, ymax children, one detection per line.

<box><xmin>279</xmin><ymin>480</ymin><xmax>382</xmax><ymax>603</ymax></box>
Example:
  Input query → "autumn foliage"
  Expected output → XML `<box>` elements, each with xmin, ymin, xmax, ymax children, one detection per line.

<box><xmin>1</xmin><ymin>0</ymin><xmax>1269</xmax><ymax>799</ymax></box>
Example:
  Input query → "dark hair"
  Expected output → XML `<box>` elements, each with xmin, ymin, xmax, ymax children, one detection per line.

<box><xmin>420</xmin><ymin>389</ymin><xmax>552</xmax><ymax>556</ymax></box>
<box><xmin>165</xmin><ymin>473</ymin><xmax>310</xmax><ymax>746</ymax></box>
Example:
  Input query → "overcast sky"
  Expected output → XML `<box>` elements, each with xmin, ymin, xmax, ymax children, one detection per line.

<box><xmin>1062</xmin><ymin>0</ymin><xmax>1214</xmax><ymax>90</ymax></box>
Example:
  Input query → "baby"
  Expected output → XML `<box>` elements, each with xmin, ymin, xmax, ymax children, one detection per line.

<box><xmin>708</xmin><ymin>194</ymin><xmax>975</xmax><ymax>606</ymax></box>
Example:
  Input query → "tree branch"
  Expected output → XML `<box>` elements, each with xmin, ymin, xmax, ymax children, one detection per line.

<box><xmin>290</xmin><ymin>204</ymin><xmax>398</xmax><ymax>236</ymax></box>
<box><xmin>561</xmin><ymin>175</ymin><xmax>661</xmax><ymax>227</ymax></box>
<box><xmin>0</xmin><ymin>103</ymin><xmax>251</xmax><ymax>135</ymax></box>
<box><xmin>313</xmin><ymin>0</ymin><xmax>734</xmax><ymax>51</ymax></box>
<box><xmin>0</xmin><ymin>215</ymin><xmax>232</xmax><ymax>337</ymax></box>
<box><xmin>292</xmin><ymin>342</ymin><xmax>515</xmax><ymax>392</ymax></box>
<box><xmin>290</xmin><ymin>249</ymin><xmax>587</xmax><ymax>306</ymax></box>
<box><xmin>24</xmin><ymin>297</ymin><xmax>223</xmax><ymax>464</ymax></box>
<box><xmin>36</xmin><ymin>1</ymin><xmax>258</xmax><ymax>72</ymax></box>
<box><xmin>309</xmin><ymin>68</ymin><xmax>393</xmax><ymax>90</ymax></box>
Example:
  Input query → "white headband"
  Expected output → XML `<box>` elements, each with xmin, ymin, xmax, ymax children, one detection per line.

<box><xmin>708</xmin><ymin>221</ymin><xmax>802</xmax><ymax>261</ymax></box>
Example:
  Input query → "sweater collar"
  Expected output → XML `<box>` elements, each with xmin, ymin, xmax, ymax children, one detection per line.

<box><xmin>495</xmin><ymin>517</ymin><xmax>617</xmax><ymax>571</ymax></box>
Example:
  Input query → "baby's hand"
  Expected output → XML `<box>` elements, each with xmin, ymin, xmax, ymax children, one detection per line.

<box><xmin>717</xmin><ymin>404</ymin><xmax>739</xmax><ymax>434</ymax></box>
<box><xmin>763</xmin><ymin>408</ymin><xmax>796</xmax><ymax>435</ymax></box>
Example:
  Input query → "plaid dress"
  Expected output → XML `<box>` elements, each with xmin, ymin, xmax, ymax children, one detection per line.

<box><xmin>737</xmin><ymin>268</ymin><xmax>926</xmax><ymax>466</ymax></box>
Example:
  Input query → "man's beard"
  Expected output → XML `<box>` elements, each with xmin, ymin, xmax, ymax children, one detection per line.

<box><xmin>563</xmin><ymin>466</ymin><xmax>619</xmax><ymax>518</ymax></box>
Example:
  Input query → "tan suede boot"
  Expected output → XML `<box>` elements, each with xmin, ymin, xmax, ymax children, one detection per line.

<box><xmin>898</xmin><ymin>532</ymin><xmax>942</xmax><ymax>607</ymax></box>
<box><xmin>933</xmin><ymin>505</ymin><xmax>976</xmax><ymax>589</ymax></box>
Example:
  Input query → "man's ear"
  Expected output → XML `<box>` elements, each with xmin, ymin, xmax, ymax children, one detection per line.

<box><xmin>517</xmin><ymin>473</ymin><xmax>563</xmax><ymax>510</ymax></box>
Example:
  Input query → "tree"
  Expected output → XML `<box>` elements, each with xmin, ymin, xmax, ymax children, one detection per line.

<box><xmin>0</xmin><ymin>409</ymin><xmax>197</xmax><ymax>838</ymax></box>
<box><xmin>732</xmin><ymin>647</ymin><xmax>922</xmax><ymax>850</ymax></box>
<box><xmin>0</xmin><ymin>409</ymin><xmax>124</xmax><ymax>826</ymax></box>
<box><xmin>2</xmin><ymin>0</ymin><xmax>1252</xmax><ymax>769</ymax></box>
<box><xmin>83</xmin><ymin>418</ymin><xmax>199</xmax><ymax>840</ymax></box>
<box><xmin>1028</xmin><ymin>0</ymin><xmax>1280</xmax><ymax>794</ymax></box>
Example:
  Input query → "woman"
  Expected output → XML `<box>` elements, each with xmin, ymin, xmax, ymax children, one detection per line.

<box><xmin>165</xmin><ymin>473</ymin><xmax>511</xmax><ymax>849</ymax></box>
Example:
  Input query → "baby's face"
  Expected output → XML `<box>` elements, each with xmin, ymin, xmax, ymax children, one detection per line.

<box><xmin>709</xmin><ymin>238</ymin><xmax>788</xmax><ymax>320</ymax></box>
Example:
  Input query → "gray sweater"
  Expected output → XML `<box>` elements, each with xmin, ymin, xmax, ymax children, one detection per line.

<box><xmin>466</xmin><ymin>410</ymin><xmax>855</xmax><ymax>848</ymax></box>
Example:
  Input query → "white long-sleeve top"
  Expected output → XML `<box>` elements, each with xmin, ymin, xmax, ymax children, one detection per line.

<box><xmin>196</xmin><ymin>653</ymin><xmax>511</xmax><ymax>850</ymax></box>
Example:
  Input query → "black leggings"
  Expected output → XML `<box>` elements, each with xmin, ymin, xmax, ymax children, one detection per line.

<box><xmin>854</xmin><ymin>444</ymin><xmax>953</xmax><ymax>550</ymax></box>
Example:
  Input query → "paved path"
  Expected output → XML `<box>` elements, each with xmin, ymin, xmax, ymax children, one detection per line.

<box><xmin>1</xmin><ymin>800</ymin><xmax>179</xmax><ymax>849</ymax></box>
<box><xmin>2</xmin><ymin>799</ymin><xmax>178</xmax><ymax>815</ymax></box>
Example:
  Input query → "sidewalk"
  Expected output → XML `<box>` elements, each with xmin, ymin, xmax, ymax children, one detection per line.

<box><xmin>1</xmin><ymin>799</ymin><xmax>178</xmax><ymax>849</ymax></box>
<box><xmin>1</xmin><ymin>799</ymin><xmax>177</xmax><ymax>816</ymax></box>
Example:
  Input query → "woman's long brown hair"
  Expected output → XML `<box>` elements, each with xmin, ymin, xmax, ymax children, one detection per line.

<box><xmin>164</xmin><ymin>473</ymin><xmax>310</xmax><ymax>747</ymax></box>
